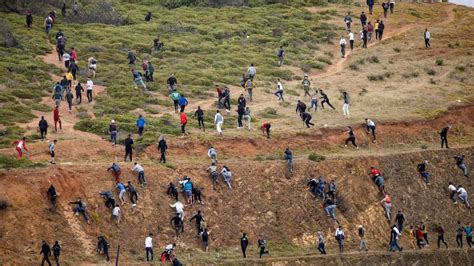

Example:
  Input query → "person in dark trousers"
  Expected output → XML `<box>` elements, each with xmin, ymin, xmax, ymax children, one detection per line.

<box><xmin>241</xmin><ymin>233</ymin><xmax>249</xmax><ymax>258</ymax></box>
<box><xmin>69</xmin><ymin>61</ymin><xmax>79</xmax><ymax>80</ymax></box>
<box><xmin>382</xmin><ymin>1</ymin><xmax>389</xmax><ymax>18</ymax></box>
<box><xmin>362</xmin><ymin>27</ymin><xmax>368</xmax><ymax>48</ymax></box>
<box><xmin>39</xmin><ymin>116</ymin><xmax>49</xmax><ymax>141</ymax></box>
<box><xmin>367</xmin><ymin>0</ymin><xmax>374</xmax><ymax>15</ymax></box>
<box><xmin>258</xmin><ymin>235</ymin><xmax>269</xmax><ymax>258</ymax></box>
<box><xmin>195</xmin><ymin>106</ymin><xmax>205</xmax><ymax>131</ymax></box>
<box><xmin>454</xmin><ymin>154</ymin><xmax>469</xmax><ymax>177</ymax></box>
<box><xmin>379</xmin><ymin>20</ymin><xmax>385</xmax><ymax>40</ymax></box>
<box><xmin>360</xmin><ymin>11</ymin><xmax>367</xmax><ymax>27</ymax></box>
<box><xmin>437</xmin><ymin>224</ymin><xmax>448</xmax><ymax>249</ymax></box>
<box><xmin>420</xmin><ymin>222</ymin><xmax>429</xmax><ymax>246</ymax></box>
<box><xmin>237</xmin><ymin>104</ymin><xmax>245</xmax><ymax>128</ymax></box>
<box><xmin>167</xmin><ymin>182</ymin><xmax>179</xmax><ymax>201</ymax></box>
<box><xmin>40</xmin><ymin>241</ymin><xmax>52</xmax><ymax>266</ymax></box>
<box><xmin>171</xmin><ymin>213</ymin><xmax>184</xmax><ymax>238</ymax></box>
<box><xmin>126</xmin><ymin>181</ymin><xmax>138</xmax><ymax>204</ymax></box>
<box><xmin>136</xmin><ymin>115</ymin><xmax>146</xmax><ymax>136</ymax></box>
<box><xmin>317</xmin><ymin>231</ymin><xmax>326</xmax><ymax>254</ymax></box>
<box><xmin>284</xmin><ymin>148</ymin><xmax>293</xmax><ymax>174</ymax></box>
<box><xmin>158</xmin><ymin>135</ymin><xmax>168</xmax><ymax>163</ymax></box>
<box><xmin>65</xmin><ymin>89</ymin><xmax>73</xmax><ymax>112</ymax></box>
<box><xmin>439</xmin><ymin>125</ymin><xmax>450</xmax><ymax>149</ymax></box>
<box><xmin>189</xmin><ymin>210</ymin><xmax>205</xmax><ymax>235</ymax></box>
<box><xmin>47</xmin><ymin>184</ymin><xmax>58</xmax><ymax>210</ymax></box>
<box><xmin>395</xmin><ymin>211</ymin><xmax>405</xmax><ymax>232</ymax></box>
<box><xmin>238</xmin><ymin>93</ymin><xmax>246</xmax><ymax>108</ymax></box>
<box><xmin>344</xmin><ymin>126</ymin><xmax>358</xmax><ymax>149</ymax></box>
<box><xmin>97</xmin><ymin>236</ymin><xmax>110</xmax><ymax>261</ymax></box>
<box><xmin>61</xmin><ymin>3</ymin><xmax>66</xmax><ymax>17</ymax></box>
<box><xmin>417</xmin><ymin>160</ymin><xmax>430</xmax><ymax>184</ymax></box>
<box><xmin>124</xmin><ymin>134</ymin><xmax>133</xmax><ymax>162</ymax></box>
<box><xmin>178</xmin><ymin>94</ymin><xmax>188</xmax><ymax>113</ymax></box>
<box><xmin>145</xmin><ymin>11</ymin><xmax>152</xmax><ymax>21</ymax></box>
<box><xmin>192</xmin><ymin>187</ymin><xmax>203</xmax><ymax>204</ymax></box>
<box><xmin>99</xmin><ymin>191</ymin><xmax>115</xmax><ymax>209</ymax></box>
<box><xmin>365</xmin><ymin>118</ymin><xmax>377</xmax><ymax>142</ymax></box>
<box><xmin>277</xmin><ymin>46</ymin><xmax>284</xmax><ymax>66</ymax></box>
<box><xmin>456</xmin><ymin>221</ymin><xmax>464</xmax><ymax>248</ymax></box>
<box><xmin>167</xmin><ymin>74</ymin><xmax>178</xmax><ymax>93</ymax></box>
<box><xmin>52</xmin><ymin>241</ymin><xmax>61</xmax><ymax>266</ymax></box>
<box><xmin>74</xmin><ymin>82</ymin><xmax>84</xmax><ymax>104</ymax></box>
<box><xmin>127</xmin><ymin>51</ymin><xmax>136</xmax><ymax>65</ymax></box>
<box><xmin>180</xmin><ymin>112</ymin><xmax>187</xmax><ymax>135</ymax></box>
<box><xmin>26</xmin><ymin>11</ymin><xmax>33</xmax><ymax>27</ymax></box>
<box><xmin>261</xmin><ymin>122</ymin><xmax>271</xmax><ymax>139</ymax></box>
<box><xmin>296</xmin><ymin>100</ymin><xmax>307</xmax><ymax>114</ymax></box>
<box><xmin>300</xmin><ymin>112</ymin><xmax>314</xmax><ymax>128</ymax></box>
<box><xmin>69</xmin><ymin>198</ymin><xmax>90</xmax><ymax>224</ymax></box>
<box><xmin>424</xmin><ymin>29</ymin><xmax>431</xmax><ymax>48</ymax></box>
<box><xmin>319</xmin><ymin>90</ymin><xmax>335</xmax><ymax>110</ymax></box>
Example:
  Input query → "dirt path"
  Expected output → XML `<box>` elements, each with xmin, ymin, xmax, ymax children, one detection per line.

<box><xmin>60</xmin><ymin>203</ymin><xmax>95</xmax><ymax>256</ymax></box>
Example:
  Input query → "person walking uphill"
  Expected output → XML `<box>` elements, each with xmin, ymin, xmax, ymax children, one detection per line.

<box><xmin>178</xmin><ymin>94</ymin><xmax>188</xmax><ymax>112</ymax></box>
<box><xmin>180</xmin><ymin>111</ymin><xmax>187</xmax><ymax>135</ymax></box>
<box><xmin>158</xmin><ymin>135</ymin><xmax>168</xmax><ymax>163</ymax></box>
<box><xmin>258</xmin><ymin>235</ymin><xmax>269</xmax><ymax>258</ymax></box>
<box><xmin>109</xmin><ymin>120</ymin><xmax>117</xmax><ymax>146</ymax></box>
<box><xmin>417</xmin><ymin>160</ymin><xmax>430</xmax><ymax>185</ymax></box>
<box><xmin>284</xmin><ymin>147</ymin><xmax>293</xmax><ymax>174</ymax></box>
<box><xmin>300</xmin><ymin>112</ymin><xmax>314</xmax><ymax>128</ymax></box>
<box><xmin>454</xmin><ymin>154</ymin><xmax>469</xmax><ymax>177</ymax></box>
<box><xmin>365</xmin><ymin>118</ymin><xmax>377</xmax><ymax>142</ymax></box>
<box><xmin>424</xmin><ymin>29</ymin><xmax>431</xmax><ymax>48</ymax></box>
<box><xmin>124</xmin><ymin>134</ymin><xmax>134</xmax><ymax>162</ymax></box>
<box><xmin>214</xmin><ymin>110</ymin><xmax>224</xmax><ymax>135</ymax></box>
<box><xmin>237</xmin><ymin>104</ymin><xmax>245</xmax><ymax>129</ymax></box>
<box><xmin>240</xmin><ymin>233</ymin><xmax>249</xmax><ymax>258</ymax></box>
<box><xmin>367</xmin><ymin>0</ymin><xmax>374</xmax><ymax>15</ymax></box>
<box><xmin>382</xmin><ymin>1</ymin><xmax>389</xmax><ymax>18</ymax></box>
<box><xmin>136</xmin><ymin>115</ymin><xmax>146</xmax><ymax>136</ymax></box>
<box><xmin>38</xmin><ymin>116</ymin><xmax>49</xmax><ymax>141</ymax></box>
<box><xmin>195</xmin><ymin>106</ymin><xmax>205</xmax><ymax>131</ymax></box>
<box><xmin>53</xmin><ymin>106</ymin><xmax>62</xmax><ymax>132</ymax></box>
<box><xmin>26</xmin><ymin>11</ymin><xmax>33</xmax><ymax>27</ymax></box>
<box><xmin>277</xmin><ymin>46</ymin><xmax>284</xmax><ymax>67</ymax></box>
<box><xmin>75</xmin><ymin>82</ymin><xmax>84</xmax><ymax>104</ymax></box>
<box><xmin>340</xmin><ymin>36</ymin><xmax>347</xmax><ymax>58</ymax></box>
<box><xmin>344</xmin><ymin>126</ymin><xmax>358</xmax><ymax>149</ymax></box>
<box><xmin>86</xmin><ymin>78</ymin><xmax>93</xmax><ymax>103</ymax></box>
<box><xmin>302</xmin><ymin>74</ymin><xmax>311</xmax><ymax>97</ymax></box>
<box><xmin>132</xmin><ymin>162</ymin><xmax>146</xmax><ymax>187</ymax></box>
<box><xmin>439</xmin><ymin>125</ymin><xmax>451</xmax><ymax>149</ymax></box>
<box><xmin>335</xmin><ymin>226</ymin><xmax>345</xmax><ymax>253</ymax></box>
<box><xmin>320</xmin><ymin>90</ymin><xmax>335</xmax><ymax>110</ymax></box>
<box><xmin>52</xmin><ymin>241</ymin><xmax>61</xmax><ymax>266</ymax></box>
<box><xmin>437</xmin><ymin>224</ymin><xmax>448</xmax><ymax>249</ymax></box>
<box><xmin>170</xmin><ymin>90</ymin><xmax>180</xmax><ymax>113</ymax></box>
<box><xmin>40</xmin><ymin>241</ymin><xmax>52</xmax><ymax>266</ymax></box>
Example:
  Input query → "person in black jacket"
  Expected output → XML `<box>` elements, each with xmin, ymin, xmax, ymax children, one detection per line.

<box><xmin>237</xmin><ymin>104</ymin><xmax>245</xmax><ymax>129</ymax></box>
<box><xmin>158</xmin><ymin>135</ymin><xmax>168</xmax><ymax>163</ymax></box>
<box><xmin>124</xmin><ymin>134</ymin><xmax>133</xmax><ymax>162</ymax></box>
<box><xmin>171</xmin><ymin>213</ymin><xmax>184</xmax><ymax>238</ymax></box>
<box><xmin>296</xmin><ymin>100</ymin><xmax>307</xmax><ymax>114</ymax></box>
<box><xmin>378</xmin><ymin>20</ymin><xmax>385</xmax><ymax>40</ymax></box>
<box><xmin>167</xmin><ymin>74</ymin><xmax>177</xmax><ymax>93</ymax></box>
<box><xmin>39</xmin><ymin>116</ymin><xmax>49</xmax><ymax>141</ymax></box>
<box><xmin>192</xmin><ymin>187</ymin><xmax>203</xmax><ymax>204</ymax></box>
<box><xmin>52</xmin><ymin>241</ymin><xmax>61</xmax><ymax>266</ymax></box>
<box><xmin>395</xmin><ymin>210</ymin><xmax>405</xmax><ymax>232</ymax></box>
<box><xmin>97</xmin><ymin>236</ymin><xmax>110</xmax><ymax>261</ymax></box>
<box><xmin>439</xmin><ymin>125</ymin><xmax>451</xmax><ymax>149</ymax></box>
<box><xmin>237</xmin><ymin>94</ymin><xmax>246</xmax><ymax>108</ymax></box>
<box><xmin>194</xmin><ymin>106</ymin><xmax>205</xmax><ymax>131</ymax></box>
<box><xmin>300</xmin><ymin>112</ymin><xmax>314</xmax><ymax>128</ymax></box>
<box><xmin>47</xmin><ymin>184</ymin><xmax>58</xmax><ymax>210</ymax></box>
<box><xmin>258</xmin><ymin>235</ymin><xmax>269</xmax><ymax>258</ymax></box>
<box><xmin>75</xmin><ymin>82</ymin><xmax>84</xmax><ymax>104</ymax></box>
<box><xmin>167</xmin><ymin>182</ymin><xmax>178</xmax><ymax>201</ymax></box>
<box><xmin>189</xmin><ymin>210</ymin><xmax>205</xmax><ymax>235</ymax></box>
<box><xmin>40</xmin><ymin>241</ymin><xmax>52</xmax><ymax>266</ymax></box>
<box><xmin>319</xmin><ymin>90</ymin><xmax>335</xmax><ymax>110</ymax></box>
<box><xmin>241</xmin><ymin>233</ymin><xmax>249</xmax><ymax>258</ymax></box>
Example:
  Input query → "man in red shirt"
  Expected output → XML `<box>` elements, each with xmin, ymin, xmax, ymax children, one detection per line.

<box><xmin>180</xmin><ymin>112</ymin><xmax>187</xmax><ymax>135</ymax></box>
<box><xmin>261</xmin><ymin>122</ymin><xmax>271</xmax><ymax>139</ymax></box>
<box><xmin>53</xmin><ymin>105</ymin><xmax>62</xmax><ymax>132</ymax></box>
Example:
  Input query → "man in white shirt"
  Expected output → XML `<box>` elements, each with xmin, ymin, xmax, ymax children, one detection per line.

<box><xmin>448</xmin><ymin>182</ymin><xmax>457</xmax><ymax>203</ymax></box>
<box><xmin>207</xmin><ymin>146</ymin><xmax>217</xmax><ymax>163</ymax></box>
<box><xmin>274</xmin><ymin>79</ymin><xmax>284</xmax><ymax>101</ymax></box>
<box><xmin>86</xmin><ymin>79</ymin><xmax>94</xmax><ymax>103</ymax></box>
<box><xmin>340</xmin><ymin>36</ymin><xmax>347</xmax><ymax>58</ymax></box>
<box><xmin>348</xmin><ymin>31</ymin><xmax>354</xmax><ymax>51</ymax></box>
<box><xmin>365</xmin><ymin>118</ymin><xmax>377</xmax><ymax>142</ymax></box>
<box><xmin>145</xmin><ymin>233</ymin><xmax>153</xmax><ymax>261</ymax></box>
<box><xmin>132</xmin><ymin>162</ymin><xmax>146</xmax><ymax>187</ymax></box>
<box><xmin>170</xmin><ymin>200</ymin><xmax>184</xmax><ymax>220</ymax></box>
<box><xmin>424</xmin><ymin>29</ymin><xmax>430</xmax><ymax>48</ymax></box>
<box><xmin>49</xmin><ymin>139</ymin><xmax>57</xmax><ymax>164</ymax></box>
<box><xmin>214</xmin><ymin>110</ymin><xmax>224</xmax><ymax>135</ymax></box>
<box><xmin>112</xmin><ymin>204</ymin><xmax>121</xmax><ymax>225</ymax></box>
<box><xmin>457</xmin><ymin>185</ymin><xmax>471</xmax><ymax>209</ymax></box>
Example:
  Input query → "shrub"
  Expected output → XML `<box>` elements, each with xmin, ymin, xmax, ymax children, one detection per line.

<box><xmin>0</xmin><ymin>20</ymin><xmax>17</xmax><ymax>48</ymax></box>
<box><xmin>349</xmin><ymin>63</ymin><xmax>359</xmax><ymax>71</ymax></box>
<box><xmin>368</xmin><ymin>56</ymin><xmax>380</xmax><ymax>63</ymax></box>
<box><xmin>287</xmin><ymin>89</ymin><xmax>299</xmax><ymax>96</ymax></box>
<box><xmin>425</xmin><ymin>69</ymin><xmax>436</xmax><ymax>75</ymax></box>
<box><xmin>393</xmin><ymin>47</ymin><xmax>401</xmax><ymax>53</ymax></box>
<box><xmin>308</xmin><ymin>153</ymin><xmax>326</xmax><ymax>162</ymax></box>
<box><xmin>436</xmin><ymin>59</ymin><xmax>444</xmax><ymax>66</ymax></box>
<box><xmin>455</xmin><ymin>65</ymin><xmax>466</xmax><ymax>72</ymax></box>
<box><xmin>359</xmin><ymin>88</ymin><xmax>368</xmax><ymax>96</ymax></box>
<box><xmin>420</xmin><ymin>144</ymin><xmax>428</xmax><ymax>149</ymax></box>
<box><xmin>0</xmin><ymin>155</ymin><xmax>44</xmax><ymax>169</ymax></box>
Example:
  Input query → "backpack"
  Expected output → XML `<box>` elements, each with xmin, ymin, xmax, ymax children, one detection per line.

<box><xmin>91</xmin><ymin>59</ymin><xmax>97</xmax><ymax>64</ymax></box>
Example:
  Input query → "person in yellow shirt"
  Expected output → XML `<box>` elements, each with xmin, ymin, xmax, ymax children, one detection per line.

<box><xmin>374</xmin><ymin>19</ymin><xmax>380</xmax><ymax>40</ymax></box>
<box><xmin>65</xmin><ymin>70</ymin><xmax>73</xmax><ymax>90</ymax></box>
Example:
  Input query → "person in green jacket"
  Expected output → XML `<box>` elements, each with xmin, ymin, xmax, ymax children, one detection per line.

<box><xmin>146</xmin><ymin>62</ymin><xmax>154</xmax><ymax>82</ymax></box>
<box><xmin>302</xmin><ymin>74</ymin><xmax>311</xmax><ymax>97</ymax></box>
<box><xmin>170</xmin><ymin>90</ymin><xmax>180</xmax><ymax>113</ymax></box>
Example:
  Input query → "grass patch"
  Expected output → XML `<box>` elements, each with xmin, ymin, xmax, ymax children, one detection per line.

<box><xmin>259</xmin><ymin>107</ymin><xmax>278</xmax><ymax>118</ymax></box>
<box><xmin>393</xmin><ymin>47</ymin><xmax>401</xmax><ymax>53</ymax></box>
<box><xmin>425</xmin><ymin>69</ymin><xmax>436</xmax><ymax>75</ymax></box>
<box><xmin>0</xmin><ymin>155</ymin><xmax>45</xmax><ymax>169</ymax></box>
<box><xmin>435</xmin><ymin>59</ymin><xmax>443</xmax><ymax>66</ymax></box>
<box><xmin>308</xmin><ymin>153</ymin><xmax>326</xmax><ymax>162</ymax></box>
<box><xmin>402</xmin><ymin>72</ymin><xmax>419</xmax><ymax>79</ymax></box>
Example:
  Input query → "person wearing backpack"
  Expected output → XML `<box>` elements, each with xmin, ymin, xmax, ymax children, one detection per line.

<box><xmin>358</xmin><ymin>225</ymin><xmax>368</xmax><ymax>251</ymax></box>
<box><xmin>170</xmin><ymin>90</ymin><xmax>180</xmax><ymax>113</ymax></box>
<box><xmin>335</xmin><ymin>226</ymin><xmax>345</xmax><ymax>253</ymax></box>
<box><xmin>44</xmin><ymin>16</ymin><xmax>53</xmax><ymax>34</ymax></box>
<box><xmin>277</xmin><ymin>46</ymin><xmax>284</xmax><ymax>67</ymax></box>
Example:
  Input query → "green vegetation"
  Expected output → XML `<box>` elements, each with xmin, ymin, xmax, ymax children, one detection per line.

<box><xmin>308</xmin><ymin>152</ymin><xmax>325</xmax><ymax>162</ymax></box>
<box><xmin>0</xmin><ymin>155</ymin><xmax>45</xmax><ymax>169</ymax></box>
<box><xmin>435</xmin><ymin>59</ymin><xmax>443</xmax><ymax>66</ymax></box>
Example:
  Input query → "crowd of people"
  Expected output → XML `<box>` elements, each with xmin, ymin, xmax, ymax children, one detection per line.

<box><xmin>10</xmin><ymin>1</ymin><xmax>472</xmax><ymax>265</ymax></box>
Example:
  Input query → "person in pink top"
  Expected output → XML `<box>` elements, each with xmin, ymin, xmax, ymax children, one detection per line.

<box><xmin>70</xmin><ymin>47</ymin><xmax>77</xmax><ymax>61</ymax></box>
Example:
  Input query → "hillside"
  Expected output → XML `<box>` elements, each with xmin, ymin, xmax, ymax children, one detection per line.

<box><xmin>0</xmin><ymin>0</ymin><xmax>473</xmax><ymax>265</ymax></box>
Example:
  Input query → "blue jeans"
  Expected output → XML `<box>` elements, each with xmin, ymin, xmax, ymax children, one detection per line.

<box><xmin>390</xmin><ymin>239</ymin><xmax>401</xmax><ymax>251</ymax></box>
<box><xmin>110</xmin><ymin>131</ymin><xmax>117</xmax><ymax>144</ymax></box>
<box><xmin>459</xmin><ymin>194</ymin><xmax>471</xmax><ymax>208</ymax></box>
<box><xmin>325</xmin><ymin>204</ymin><xmax>336</xmax><ymax>219</ymax></box>
<box><xmin>286</xmin><ymin>159</ymin><xmax>293</xmax><ymax>173</ymax></box>
<box><xmin>421</xmin><ymin>172</ymin><xmax>430</xmax><ymax>183</ymax></box>
<box><xmin>137</xmin><ymin>171</ymin><xmax>146</xmax><ymax>186</ymax></box>
<box><xmin>310</xmin><ymin>99</ymin><xmax>317</xmax><ymax>111</ymax></box>
<box><xmin>458</xmin><ymin>164</ymin><xmax>468</xmax><ymax>176</ymax></box>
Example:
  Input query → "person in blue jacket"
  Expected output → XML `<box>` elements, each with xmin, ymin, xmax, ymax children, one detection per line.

<box><xmin>136</xmin><ymin>115</ymin><xmax>146</xmax><ymax>136</ymax></box>
<box><xmin>183</xmin><ymin>178</ymin><xmax>193</xmax><ymax>204</ymax></box>
<box><xmin>367</xmin><ymin>0</ymin><xmax>374</xmax><ymax>15</ymax></box>
<box><xmin>178</xmin><ymin>94</ymin><xmax>188</xmax><ymax>113</ymax></box>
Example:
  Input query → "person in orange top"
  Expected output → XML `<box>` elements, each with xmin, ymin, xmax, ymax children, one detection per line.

<box><xmin>261</xmin><ymin>122</ymin><xmax>271</xmax><ymax>139</ymax></box>
<box><xmin>381</xmin><ymin>193</ymin><xmax>392</xmax><ymax>221</ymax></box>
<box><xmin>53</xmin><ymin>105</ymin><xmax>62</xmax><ymax>132</ymax></box>
<box><xmin>70</xmin><ymin>47</ymin><xmax>77</xmax><ymax>61</ymax></box>
<box><xmin>180</xmin><ymin>112</ymin><xmax>187</xmax><ymax>135</ymax></box>
<box><xmin>12</xmin><ymin>137</ymin><xmax>28</xmax><ymax>159</ymax></box>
